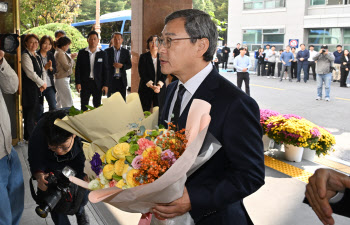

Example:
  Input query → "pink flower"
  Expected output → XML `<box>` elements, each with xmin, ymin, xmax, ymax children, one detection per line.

<box><xmin>161</xmin><ymin>149</ymin><xmax>177</xmax><ymax>166</ymax></box>
<box><xmin>109</xmin><ymin>180</ymin><xmax>117</xmax><ymax>187</ymax></box>
<box><xmin>260</xmin><ymin>109</ymin><xmax>280</xmax><ymax>123</ymax></box>
<box><xmin>311</xmin><ymin>127</ymin><xmax>321</xmax><ymax>138</ymax></box>
<box><xmin>131</xmin><ymin>155</ymin><xmax>143</xmax><ymax>169</ymax></box>
<box><xmin>136</xmin><ymin>138</ymin><xmax>155</xmax><ymax>155</ymax></box>
<box><xmin>282</xmin><ymin>114</ymin><xmax>303</xmax><ymax>120</ymax></box>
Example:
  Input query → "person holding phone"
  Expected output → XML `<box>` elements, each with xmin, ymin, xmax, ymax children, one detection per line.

<box><xmin>75</xmin><ymin>31</ymin><xmax>108</xmax><ymax>111</ymax></box>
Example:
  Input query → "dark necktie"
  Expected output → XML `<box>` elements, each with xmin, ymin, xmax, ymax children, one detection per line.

<box><xmin>171</xmin><ymin>84</ymin><xmax>186</xmax><ymax>126</ymax></box>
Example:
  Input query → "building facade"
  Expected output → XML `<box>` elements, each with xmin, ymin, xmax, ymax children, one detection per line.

<box><xmin>228</xmin><ymin>0</ymin><xmax>350</xmax><ymax>52</ymax></box>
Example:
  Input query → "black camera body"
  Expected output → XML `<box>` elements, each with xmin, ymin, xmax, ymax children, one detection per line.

<box><xmin>322</xmin><ymin>49</ymin><xmax>326</xmax><ymax>53</ymax></box>
<box><xmin>35</xmin><ymin>166</ymin><xmax>76</xmax><ymax>218</ymax></box>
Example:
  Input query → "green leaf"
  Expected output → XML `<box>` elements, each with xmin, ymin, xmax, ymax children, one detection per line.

<box><xmin>69</xmin><ymin>106</ymin><xmax>83</xmax><ymax>116</ymax></box>
<box><xmin>85</xmin><ymin>105</ymin><xmax>95</xmax><ymax>111</ymax></box>
<box><xmin>144</xmin><ymin>111</ymin><xmax>151</xmax><ymax>118</ymax></box>
<box><xmin>126</xmin><ymin>130</ymin><xmax>136</xmax><ymax>136</ymax></box>
<box><xmin>112</xmin><ymin>174</ymin><xmax>123</xmax><ymax>181</ymax></box>
<box><xmin>129</xmin><ymin>144</ymin><xmax>139</xmax><ymax>155</ymax></box>
<box><xmin>159</xmin><ymin>124</ymin><xmax>165</xmax><ymax>129</ymax></box>
<box><xmin>151</xmin><ymin>130</ymin><xmax>160</xmax><ymax>137</ymax></box>
<box><xmin>118</xmin><ymin>135</ymin><xmax>130</xmax><ymax>143</ymax></box>
<box><xmin>125</xmin><ymin>156</ymin><xmax>135</xmax><ymax>165</ymax></box>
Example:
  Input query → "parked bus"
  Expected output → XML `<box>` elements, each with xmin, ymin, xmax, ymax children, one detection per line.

<box><xmin>72</xmin><ymin>10</ymin><xmax>131</xmax><ymax>50</ymax></box>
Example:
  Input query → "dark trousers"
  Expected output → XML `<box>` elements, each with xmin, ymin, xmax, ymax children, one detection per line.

<box><xmin>81</xmin><ymin>80</ymin><xmax>102</xmax><ymax>111</ymax></box>
<box><xmin>51</xmin><ymin>190</ymin><xmax>89</xmax><ymax>225</ymax></box>
<box><xmin>237</xmin><ymin>72</ymin><xmax>250</xmax><ymax>96</ymax></box>
<box><xmin>42</xmin><ymin>86</ymin><xmax>57</xmax><ymax>111</ymax></box>
<box><xmin>340</xmin><ymin>68</ymin><xmax>349</xmax><ymax>87</ymax></box>
<box><xmin>261</xmin><ymin>62</ymin><xmax>267</xmax><ymax>76</ymax></box>
<box><xmin>108</xmin><ymin>78</ymin><xmax>126</xmax><ymax>100</ymax></box>
<box><xmin>257</xmin><ymin>63</ymin><xmax>264</xmax><ymax>76</ymax></box>
<box><xmin>222</xmin><ymin>58</ymin><xmax>228</xmax><ymax>70</ymax></box>
<box><xmin>291</xmin><ymin>62</ymin><xmax>297</xmax><ymax>78</ymax></box>
<box><xmin>23</xmin><ymin>101</ymin><xmax>40</xmax><ymax>140</ymax></box>
<box><xmin>277</xmin><ymin>62</ymin><xmax>283</xmax><ymax>77</ymax></box>
<box><xmin>267</xmin><ymin>62</ymin><xmax>276</xmax><ymax>77</ymax></box>
<box><xmin>308</xmin><ymin>61</ymin><xmax>316</xmax><ymax>80</ymax></box>
<box><xmin>297</xmin><ymin>62</ymin><xmax>309</xmax><ymax>82</ymax></box>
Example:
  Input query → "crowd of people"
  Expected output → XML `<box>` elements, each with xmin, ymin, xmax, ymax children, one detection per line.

<box><xmin>1</xmin><ymin>8</ymin><xmax>350</xmax><ymax>225</ymax></box>
<box><xmin>217</xmin><ymin>43</ymin><xmax>349</xmax><ymax>100</ymax></box>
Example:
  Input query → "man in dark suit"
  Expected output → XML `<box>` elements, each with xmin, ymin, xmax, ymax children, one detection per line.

<box><xmin>153</xmin><ymin>9</ymin><xmax>265</xmax><ymax>225</ymax></box>
<box><xmin>222</xmin><ymin>43</ymin><xmax>230</xmax><ymax>70</ymax></box>
<box><xmin>105</xmin><ymin>32</ymin><xmax>132</xmax><ymax>100</ymax></box>
<box><xmin>75</xmin><ymin>31</ymin><xmax>108</xmax><ymax>111</ymax></box>
<box><xmin>305</xmin><ymin>168</ymin><xmax>350</xmax><ymax>225</ymax></box>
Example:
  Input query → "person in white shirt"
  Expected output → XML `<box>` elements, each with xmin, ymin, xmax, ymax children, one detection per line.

<box><xmin>267</xmin><ymin>45</ymin><xmax>277</xmax><ymax>78</ymax></box>
<box><xmin>308</xmin><ymin>45</ymin><xmax>318</xmax><ymax>81</ymax></box>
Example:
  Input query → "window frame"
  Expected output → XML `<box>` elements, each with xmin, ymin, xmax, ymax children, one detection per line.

<box><xmin>243</xmin><ymin>0</ymin><xmax>286</xmax><ymax>10</ymax></box>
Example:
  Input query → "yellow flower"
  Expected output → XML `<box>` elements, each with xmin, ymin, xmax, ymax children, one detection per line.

<box><xmin>142</xmin><ymin>146</ymin><xmax>162</xmax><ymax>158</ymax></box>
<box><xmin>103</xmin><ymin>164</ymin><xmax>115</xmax><ymax>180</ymax></box>
<box><xmin>112</xmin><ymin>143</ymin><xmax>131</xmax><ymax>159</ymax></box>
<box><xmin>100</xmin><ymin>154</ymin><xmax>106</xmax><ymax>164</ymax></box>
<box><xmin>114</xmin><ymin>159</ymin><xmax>128</xmax><ymax>176</ymax></box>
<box><xmin>126</xmin><ymin>169</ymin><xmax>139</xmax><ymax>187</ymax></box>
<box><xmin>116</xmin><ymin>179</ymin><xmax>127</xmax><ymax>189</ymax></box>
<box><xmin>105</xmin><ymin>148</ymin><xmax>117</xmax><ymax>164</ymax></box>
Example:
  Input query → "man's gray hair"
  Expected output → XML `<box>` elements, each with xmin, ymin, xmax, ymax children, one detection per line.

<box><xmin>165</xmin><ymin>9</ymin><xmax>218</xmax><ymax>62</ymax></box>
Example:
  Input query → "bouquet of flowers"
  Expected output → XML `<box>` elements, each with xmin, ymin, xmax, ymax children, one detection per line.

<box><xmin>87</xmin><ymin>123</ymin><xmax>187</xmax><ymax>191</ymax></box>
<box><xmin>259</xmin><ymin>109</ymin><xmax>280</xmax><ymax>134</ymax></box>
<box><xmin>265</xmin><ymin>115</ymin><xmax>321</xmax><ymax>148</ymax></box>
<box><xmin>55</xmin><ymin>93</ymin><xmax>222</xmax><ymax>225</ymax></box>
<box><xmin>309</xmin><ymin>127</ymin><xmax>336</xmax><ymax>156</ymax></box>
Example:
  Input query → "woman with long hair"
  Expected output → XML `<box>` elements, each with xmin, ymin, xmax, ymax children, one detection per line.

<box><xmin>54</xmin><ymin>36</ymin><xmax>76</xmax><ymax>108</ymax></box>
<box><xmin>37</xmin><ymin>35</ymin><xmax>57</xmax><ymax>111</ymax></box>
<box><xmin>340</xmin><ymin>49</ymin><xmax>350</xmax><ymax>88</ymax></box>
<box><xmin>138</xmin><ymin>35</ymin><xmax>166</xmax><ymax>113</ymax></box>
<box><xmin>21</xmin><ymin>34</ymin><xmax>47</xmax><ymax>140</ymax></box>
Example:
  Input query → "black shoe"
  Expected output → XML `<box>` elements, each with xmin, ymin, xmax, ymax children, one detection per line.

<box><xmin>76</xmin><ymin>209</ymin><xmax>90</xmax><ymax>225</ymax></box>
<box><xmin>296</xmin><ymin>80</ymin><xmax>300</xmax><ymax>82</ymax></box>
<box><xmin>333</xmin><ymin>80</ymin><xmax>337</xmax><ymax>82</ymax></box>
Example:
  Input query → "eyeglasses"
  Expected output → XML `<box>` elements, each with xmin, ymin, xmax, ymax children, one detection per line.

<box><xmin>48</xmin><ymin>136</ymin><xmax>74</xmax><ymax>152</ymax></box>
<box><xmin>156</xmin><ymin>37</ymin><xmax>198</xmax><ymax>48</ymax></box>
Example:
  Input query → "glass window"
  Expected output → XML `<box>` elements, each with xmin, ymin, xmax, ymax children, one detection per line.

<box><xmin>100</xmin><ymin>21</ymin><xmax>123</xmax><ymax>44</ymax></box>
<box><xmin>324</xmin><ymin>28</ymin><xmax>341</xmax><ymax>44</ymax></box>
<box><xmin>124</xmin><ymin>20</ymin><xmax>131</xmax><ymax>33</ymax></box>
<box><xmin>264</xmin><ymin>34</ymin><xmax>284</xmax><ymax>44</ymax></box>
<box><xmin>343</xmin><ymin>29</ymin><xmax>350</xmax><ymax>44</ymax></box>
<box><xmin>327</xmin><ymin>0</ymin><xmax>343</xmax><ymax>5</ymax></box>
<box><xmin>310</xmin><ymin>0</ymin><xmax>326</xmax><ymax>5</ymax></box>
<box><xmin>122</xmin><ymin>33</ymin><xmax>131</xmax><ymax>49</ymax></box>
<box><xmin>74</xmin><ymin>25</ymin><xmax>93</xmax><ymax>38</ymax></box>
<box><xmin>243</xmin><ymin>29</ymin><xmax>262</xmax><ymax>44</ymax></box>
<box><xmin>243</xmin><ymin>0</ymin><xmax>285</xmax><ymax>10</ymax></box>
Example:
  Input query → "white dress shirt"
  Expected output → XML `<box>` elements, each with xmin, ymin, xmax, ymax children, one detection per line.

<box><xmin>167</xmin><ymin>62</ymin><xmax>213</xmax><ymax>122</ymax></box>
<box><xmin>308</xmin><ymin>50</ymin><xmax>318</xmax><ymax>62</ymax></box>
<box><xmin>86</xmin><ymin>47</ymin><xmax>100</xmax><ymax>79</ymax></box>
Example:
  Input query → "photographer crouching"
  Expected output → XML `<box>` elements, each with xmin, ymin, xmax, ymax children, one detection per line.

<box><xmin>28</xmin><ymin>109</ymin><xmax>90</xmax><ymax>225</ymax></box>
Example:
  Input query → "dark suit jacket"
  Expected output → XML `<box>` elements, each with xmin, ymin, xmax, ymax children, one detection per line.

<box><xmin>37</xmin><ymin>50</ymin><xmax>56</xmax><ymax>91</ymax></box>
<box><xmin>75</xmin><ymin>48</ymin><xmax>108</xmax><ymax>90</ymax></box>
<box><xmin>105</xmin><ymin>47</ymin><xmax>132</xmax><ymax>90</ymax></box>
<box><xmin>159</xmin><ymin>68</ymin><xmax>265</xmax><ymax>225</ymax></box>
<box><xmin>340</xmin><ymin>55</ymin><xmax>350</xmax><ymax>69</ymax></box>
<box><xmin>138</xmin><ymin>52</ymin><xmax>166</xmax><ymax>112</ymax></box>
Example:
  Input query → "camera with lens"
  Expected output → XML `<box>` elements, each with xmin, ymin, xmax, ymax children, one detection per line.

<box><xmin>32</xmin><ymin>166</ymin><xmax>76</xmax><ymax>218</ymax></box>
<box><xmin>322</xmin><ymin>49</ymin><xmax>326</xmax><ymax>53</ymax></box>
<box><xmin>0</xmin><ymin>33</ymin><xmax>19</xmax><ymax>54</ymax></box>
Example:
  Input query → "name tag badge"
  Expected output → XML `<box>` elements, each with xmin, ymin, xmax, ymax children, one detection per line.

<box><xmin>98</xmin><ymin>58</ymin><xmax>103</xmax><ymax>62</ymax></box>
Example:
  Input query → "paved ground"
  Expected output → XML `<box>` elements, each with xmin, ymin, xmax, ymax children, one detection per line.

<box><xmin>18</xmin><ymin>71</ymin><xmax>350</xmax><ymax>225</ymax></box>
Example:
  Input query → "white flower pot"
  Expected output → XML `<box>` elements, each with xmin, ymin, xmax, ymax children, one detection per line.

<box><xmin>284</xmin><ymin>144</ymin><xmax>304</xmax><ymax>162</ymax></box>
<box><xmin>303</xmin><ymin>148</ymin><xmax>316</xmax><ymax>162</ymax></box>
<box><xmin>262</xmin><ymin>135</ymin><xmax>272</xmax><ymax>152</ymax></box>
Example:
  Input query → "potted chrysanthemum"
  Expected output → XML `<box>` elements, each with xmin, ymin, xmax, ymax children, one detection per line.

<box><xmin>309</xmin><ymin>127</ymin><xmax>336</xmax><ymax>157</ymax></box>
<box><xmin>265</xmin><ymin>115</ymin><xmax>321</xmax><ymax>162</ymax></box>
<box><xmin>260</xmin><ymin>109</ymin><xmax>280</xmax><ymax>151</ymax></box>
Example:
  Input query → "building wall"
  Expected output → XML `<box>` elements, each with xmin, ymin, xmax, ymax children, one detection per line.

<box><xmin>228</xmin><ymin>0</ymin><xmax>350</xmax><ymax>50</ymax></box>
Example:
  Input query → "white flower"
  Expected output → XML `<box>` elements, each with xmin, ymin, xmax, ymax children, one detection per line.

<box><xmin>88</xmin><ymin>180</ymin><xmax>101</xmax><ymax>190</ymax></box>
<box><xmin>99</xmin><ymin>173</ymin><xmax>109</xmax><ymax>185</ymax></box>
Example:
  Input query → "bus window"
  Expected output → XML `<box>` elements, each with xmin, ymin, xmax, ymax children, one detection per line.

<box><xmin>124</xmin><ymin>20</ymin><xmax>131</xmax><ymax>32</ymax></box>
<box><xmin>75</xmin><ymin>25</ymin><xmax>93</xmax><ymax>38</ymax></box>
<box><xmin>100</xmin><ymin>21</ymin><xmax>123</xmax><ymax>44</ymax></box>
<box><xmin>123</xmin><ymin>33</ymin><xmax>131</xmax><ymax>50</ymax></box>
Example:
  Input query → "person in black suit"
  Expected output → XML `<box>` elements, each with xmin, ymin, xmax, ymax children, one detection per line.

<box><xmin>75</xmin><ymin>31</ymin><xmax>108</xmax><ymax>111</ymax></box>
<box><xmin>105</xmin><ymin>32</ymin><xmax>132</xmax><ymax>100</ymax></box>
<box><xmin>257</xmin><ymin>48</ymin><xmax>265</xmax><ymax>76</ymax></box>
<box><xmin>138</xmin><ymin>35</ymin><xmax>166</xmax><ymax>112</ymax></box>
<box><xmin>221</xmin><ymin>44</ymin><xmax>230</xmax><ymax>70</ymax></box>
<box><xmin>153</xmin><ymin>9</ymin><xmax>265</xmax><ymax>225</ymax></box>
<box><xmin>340</xmin><ymin>49</ymin><xmax>350</xmax><ymax>87</ymax></box>
<box><xmin>305</xmin><ymin>168</ymin><xmax>350</xmax><ymax>225</ymax></box>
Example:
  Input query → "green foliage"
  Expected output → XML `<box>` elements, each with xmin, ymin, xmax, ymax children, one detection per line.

<box><xmin>23</xmin><ymin>23</ymin><xmax>88</xmax><ymax>53</ymax></box>
<box><xmin>20</xmin><ymin>0</ymin><xmax>81</xmax><ymax>29</ymax></box>
<box><xmin>78</xmin><ymin>0</ymin><xmax>131</xmax><ymax>22</ymax></box>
